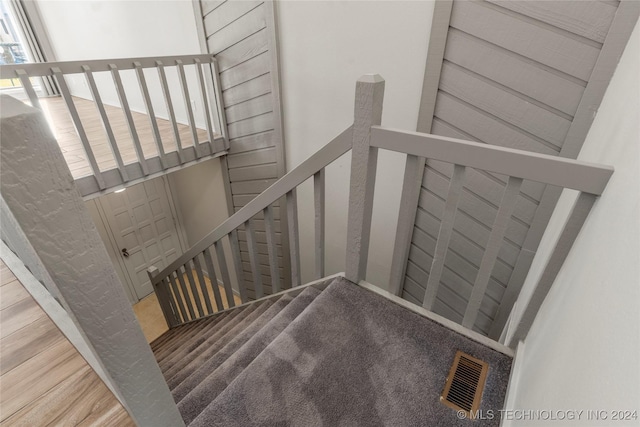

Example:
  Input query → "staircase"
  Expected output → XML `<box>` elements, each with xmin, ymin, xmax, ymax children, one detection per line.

<box><xmin>151</xmin><ymin>276</ymin><xmax>512</xmax><ymax>426</ymax></box>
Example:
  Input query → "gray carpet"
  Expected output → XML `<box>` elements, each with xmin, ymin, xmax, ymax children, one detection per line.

<box><xmin>153</xmin><ymin>278</ymin><xmax>511</xmax><ymax>426</ymax></box>
<box><xmin>177</xmin><ymin>286</ymin><xmax>322</xmax><ymax>423</ymax></box>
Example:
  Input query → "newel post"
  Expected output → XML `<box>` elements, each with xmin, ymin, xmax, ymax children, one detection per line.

<box><xmin>345</xmin><ymin>75</ymin><xmax>385</xmax><ymax>283</ymax></box>
<box><xmin>0</xmin><ymin>95</ymin><xmax>185</xmax><ymax>427</ymax></box>
<box><xmin>147</xmin><ymin>266</ymin><xmax>179</xmax><ymax>328</ymax></box>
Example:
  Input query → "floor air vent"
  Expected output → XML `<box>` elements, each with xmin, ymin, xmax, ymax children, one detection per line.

<box><xmin>441</xmin><ymin>351</ymin><xmax>489</xmax><ymax>418</ymax></box>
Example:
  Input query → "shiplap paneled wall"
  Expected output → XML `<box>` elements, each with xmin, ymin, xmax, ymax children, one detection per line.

<box><xmin>196</xmin><ymin>0</ymin><xmax>289</xmax><ymax>298</ymax></box>
<box><xmin>403</xmin><ymin>0</ymin><xmax>629</xmax><ymax>336</ymax></box>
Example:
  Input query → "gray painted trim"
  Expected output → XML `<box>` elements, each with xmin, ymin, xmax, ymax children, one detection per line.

<box><xmin>371</xmin><ymin>127</ymin><xmax>613</xmax><ymax>195</ymax></box>
<box><xmin>490</xmin><ymin>1</ymin><xmax>639</xmax><ymax>339</ymax></box>
<box><xmin>0</xmin><ymin>54</ymin><xmax>217</xmax><ymax>78</ymax></box>
<box><xmin>78</xmin><ymin>148</ymin><xmax>227</xmax><ymax>200</ymax></box>
<box><xmin>345</xmin><ymin>75</ymin><xmax>385</xmax><ymax>283</ymax></box>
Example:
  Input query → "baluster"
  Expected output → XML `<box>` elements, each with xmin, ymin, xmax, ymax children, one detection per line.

<box><xmin>229</xmin><ymin>230</ymin><xmax>248</xmax><ymax>303</ymax></box>
<box><xmin>314</xmin><ymin>169</ymin><xmax>325</xmax><ymax>279</ymax></box>
<box><xmin>192</xmin><ymin>253</ymin><xmax>213</xmax><ymax>315</ymax></box>
<box><xmin>168</xmin><ymin>273</ymin><xmax>187</xmax><ymax>322</ymax></box>
<box><xmin>463</xmin><ymin>176</ymin><xmax>523</xmax><ymax>329</ymax></box>
<box><xmin>183</xmin><ymin>261</ymin><xmax>204</xmax><ymax>317</ymax></box>
<box><xmin>163</xmin><ymin>278</ymin><xmax>181</xmax><ymax>326</ymax></box>
<box><xmin>287</xmin><ymin>189</ymin><xmax>301</xmax><ymax>287</ymax></box>
<box><xmin>156</xmin><ymin>60</ymin><xmax>184</xmax><ymax>161</ymax></box>
<box><xmin>15</xmin><ymin>69</ymin><xmax>41</xmax><ymax>110</ymax></box>
<box><xmin>109</xmin><ymin>64</ymin><xmax>148</xmax><ymax>175</ymax></box>
<box><xmin>51</xmin><ymin>67</ymin><xmax>105</xmax><ymax>189</ymax></box>
<box><xmin>194</xmin><ymin>58</ymin><xmax>216</xmax><ymax>154</ymax></box>
<box><xmin>214</xmin><ymin>239</ymin><xmax>236</xmax><ymax>308</ymax></box>
<box><xmin>203</xmin><ymin>247</ymin><xmax>224</xmax><ymax>311</ymax></box>
<box><xmin>175</xmin><ymin>268</ymin><xmax>195</xmax><ymax>320</ymax></box>
<box><xmin>82</xmin><ymin>65</ymin><xmax>128</xmax><ymax>181</ymax></box>
<box><xmin>134</xmin><ymin>62</ymin><xmax>166</xmax><ymax>168</ymax></box>
<box><xmin>176</xmin><ymin>59</ymin><xmax>201</xmax><ymax>156</ymax></box>
<box><xmin>422</xmin><ymin>164</ymin><xmax>466</xmax><ymax>310</ymax></box>
<box><xmin>245</xmin><ymin>219</ymin><xmax>264</xmax><ymax>298</ymax></box>
<box><xmin>264</xmin><ymin>205</ymin><xmax>281</xmax><ymax>292</ymax></box>
<box><xmin>210</xmin><ymin>58</ymin><xmax>229</xmax><ymax>150</ymax></box>
<box><xmin>147</xmin><ymin>266</ymin><xmax>178</xmax><ymax>327</ymax></box>
<box><xmin>389</xmin><ymin>154</ymin><xmax>424</xmax><ymax>295</ymax></box>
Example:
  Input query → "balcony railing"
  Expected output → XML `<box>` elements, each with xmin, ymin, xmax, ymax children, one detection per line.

<box><xmin>0</xmin><ymin>54</ymin><xmax>229</xmax><ymax>197</ymax></box>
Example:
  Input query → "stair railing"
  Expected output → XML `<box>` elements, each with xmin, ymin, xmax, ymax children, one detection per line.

<box><xmin>0</xmin><ymin>54</ymin><xmax>228</xmax><ymax>197</ymax></box>
<box><xmin>148</xmin><ymin>126</ymin><xmax>353</xmax><ymax>327</ymax></box>
<box><xmin>150</xmin><ymin>74</ymin><xmax>613</xmax><ymax>344</ymax></box>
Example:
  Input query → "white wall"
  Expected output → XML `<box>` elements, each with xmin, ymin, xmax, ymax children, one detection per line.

<box><xmin>167</xmin><ymin>158</ymin><xmax>238</xmax><ymax>291</ymax></box>
<box><xmin>277</xmin><ymin>0</ymin><xmax>434</xmax><ymax>289</ymax></box>
<box><xmin>35</xmin><ymin>0</ymin><xmax>209</xmax><ymax>128</ymax></box>
<box><xmin>505</xmin><ymin>20</ymin><xmax>640</xmax><ymax>424</ymax></box>
<box><xmin>168</xmin><ymin>158</ymin><xmax>228</xmax><ymax>247</ymax></box>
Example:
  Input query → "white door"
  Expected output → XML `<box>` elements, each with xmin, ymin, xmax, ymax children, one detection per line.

<box><xmin>99</xmin><ymin>178</ymin><xmax>183</xmax><ymax>300</ymax></box>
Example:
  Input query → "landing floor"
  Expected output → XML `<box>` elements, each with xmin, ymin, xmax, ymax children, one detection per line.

<box><xmin>39</xmin><ymin>96</ymin><xmax>209</xmax><ymax>179</ymax></box>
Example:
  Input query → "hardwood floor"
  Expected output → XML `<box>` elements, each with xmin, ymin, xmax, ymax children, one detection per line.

<box><xmin>39</xmin><ymin>96</ymin><xmax>209</xmax><ymax>180</ymax></box>
<box><xmin>133</xmin><ymin>271</ymin><xmax>242</xmax><ymax>343</ymax></box>
<box><xmin>0</xmin><ymin>261</ymin><xmax>134</xmax><ymax>426</ymax></box>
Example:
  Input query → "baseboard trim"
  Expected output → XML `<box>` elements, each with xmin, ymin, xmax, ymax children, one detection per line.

<box><xmin>357</xmin><ymin>280</ymin><xmax>514</xmax><ymax>357</ymax></box>
<box><xmin>500</xmin><ymin>340</ymin><xmax>525</xmax><ymax>427</ymax></box>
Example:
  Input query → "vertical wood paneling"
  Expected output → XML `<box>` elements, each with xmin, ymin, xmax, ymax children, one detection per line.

<box><xmin>197</xmin><ymin>0</ymin><xmax>288</xmax><ymax>297</ymax></box>
<box><xmin>422</xmin><ymin>164</ymin><xmax>466</xmax><ymax>309</ymax></box>
<box><xmin>407</xmin><ymin>0</ymin><xmax>629</xmax><ymax>338</ymax></box>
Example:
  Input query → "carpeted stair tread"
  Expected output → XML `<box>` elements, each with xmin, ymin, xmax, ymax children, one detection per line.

<box><xmin>169</xmin><ymin>294</ymin><xmax>294</xmax><ymax>397</ymax></box>
<box><xmin>151</xmin><ymin>322</ymin><xmax>190</xmax><ymax>351</ymax></box>
<box><xmin>157</xmin><ymin>310</ymin><xmax>239</xmax><ymax>369</ymax></box>
<box><xmin>155</xmin><ymin>311</ymin><xmax>234</xmax><ymax>364</ymax></box>
<box><xmin>177</xmin><ymin>286</ymin><xmax>322</xmax><ymax>423</ymax></box>
<box><xmin>159</xmin><ymin>303</ymin><xmax>259</xmax><ymax>373</ymax></box>
<box><xmin>162</xmin><ymin>301</ymin><xmax>267</xmax><ymax>380</ymax></box>
<box><xmin>189</xmin><ymin>278</ymin><xmax>511</xmax><ymax>427</ymax></box>
<box><xmin>165</xmin><ymin>298</ymin><xmax>277</xmax><ymax>389</ymax></box>
<box><xmin>154</xmin><ymin>311</ymin><xmax>232</xmax><ymax>360</ymax></box>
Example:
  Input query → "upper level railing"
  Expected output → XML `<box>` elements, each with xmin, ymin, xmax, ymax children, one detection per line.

<box><xmin>0</xmin><ymin>54</ymin><xmax>228</xmax><ymax>197</ymax></box>
<box><xmin>147</xmin><ymin>75</ymin><xmax>613</xmax><ymax>342</ymax></box>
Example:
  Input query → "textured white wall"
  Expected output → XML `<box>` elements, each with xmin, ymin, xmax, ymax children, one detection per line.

<box><xmin>277</xmin><ymin>0</ymin><xmax>434</xmax><ymax>289</ymax></box>
<box><xmin>505</xmin><ymin>20</ymin><xmax>640</xmax><ymax>424</ymax></box>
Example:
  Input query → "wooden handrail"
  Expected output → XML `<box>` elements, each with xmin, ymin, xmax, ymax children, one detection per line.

<box><xmin>151</xmin><ymin>125</ymin><xmax>353</xmax><ymax>286</ymax></box>
<box><xmin>0</xmin><ymin>54</ymin><xmax>216</xmax><ymax>78</ymax></box>
<box><xmin>371</xmin><ymin>126</ymin><xmax>613</xmax><ymax>195</ymax></box>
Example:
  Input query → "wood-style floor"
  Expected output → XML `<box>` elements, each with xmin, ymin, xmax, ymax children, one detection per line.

<box><xmin>0</xmin><ymin>260</ymin><xmax>134</xmax><ymax>426</ymax></box>
<box><xmin>39</xmin><ymin>96</ymin><xmax>208</xmax><ymax>179</ymax></box>
<box><xmin>133</xmin><ymin>271</ymin><xmax>242</xmax><ymax>343</ymax></box>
